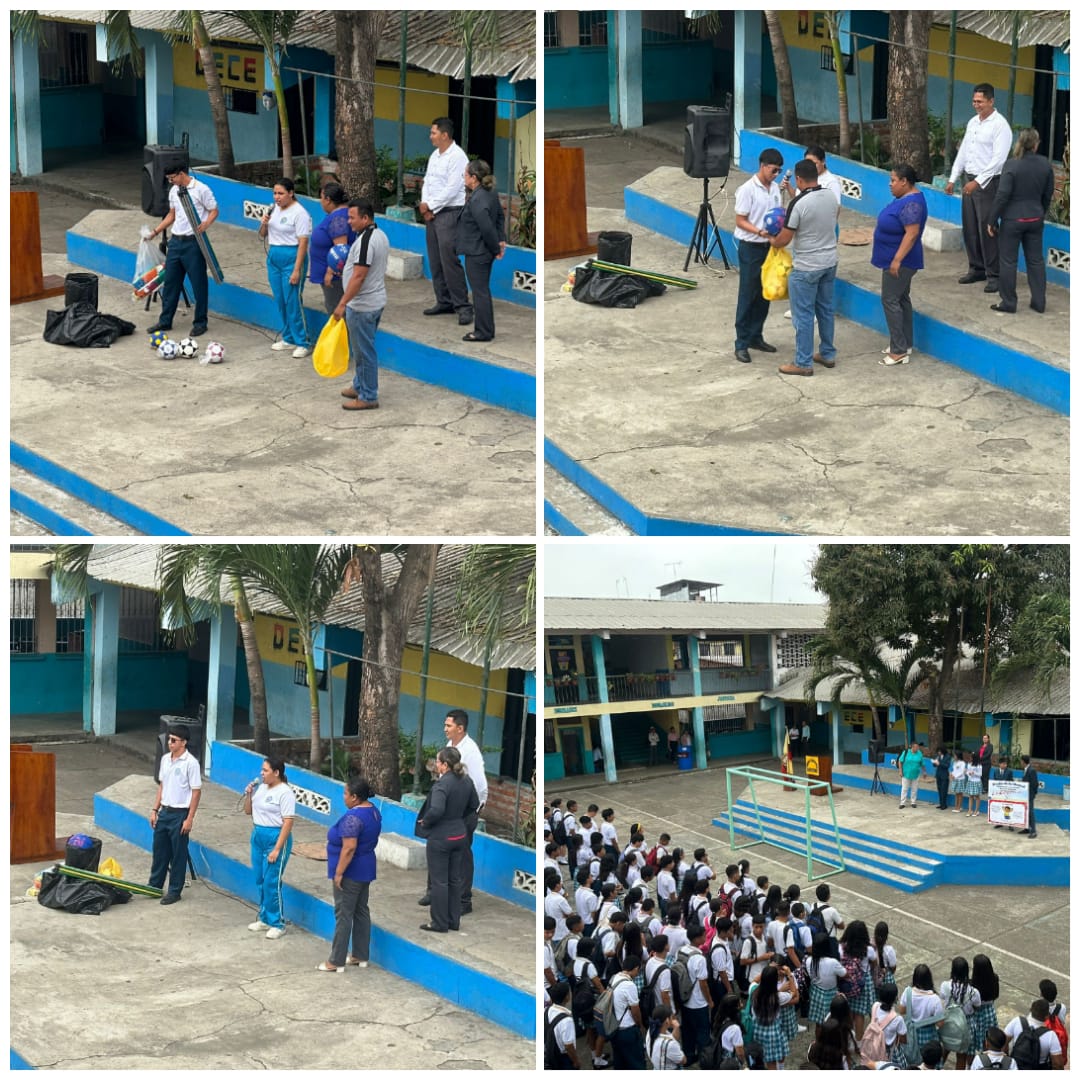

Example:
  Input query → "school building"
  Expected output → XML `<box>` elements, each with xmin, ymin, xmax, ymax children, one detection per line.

<box><xmin>10</xmin><ymin>545</ymin><xmax>536</xmax><ymax>795</ymax></box>
<box><xmin>545</xmin><ymin>10</ymin><xmax>1068</xmax><ymax>161</ymax></box>
<box><xmin>12</xmin><ymin>10</ymin><xmax>536</xmax><ymax>179</ymax></box>
<box><xmin>544</xmin><ymin>583</ymin><xmax>1068</xmax><ymax>785</ymax></box>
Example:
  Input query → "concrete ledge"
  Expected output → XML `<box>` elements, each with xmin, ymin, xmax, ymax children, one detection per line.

<box><xmin>920</xmin><ymin>220</ymin><xmax>964</xmax><ymax>254</ymax></box>
<box><xmin>386</xmin><ymin>249</ymin><xmax>424</xmax><ymax>281</ymax></box>
<box><xmin>374</xmin><ymin>832</ymin><xmax>427</xmax><ymax>872</ymax></box>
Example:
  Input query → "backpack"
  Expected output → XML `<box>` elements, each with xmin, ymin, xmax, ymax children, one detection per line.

<box><xmin>594</xmin><ymin>972</ymin><xmax>631</xmax><ymax>1037</ymax></box>
<box><xmin>1010</xmin><ymin>1017</ymin><xmax>1050</xmax><ymax>1070</ymax></box>
<box><xmin>551</xmin><ymin>810</ymin><xmax>568</xmax><ymax>847</ymax></box>
<box><xmin>805</xmin><ymin>902</ymin><xmax>828</xmax><ymax>939</ymax></box>
<box><xmin>671</xmin><ymin>945</ymin><xmax>701</xmax><ymax>1009</ymax></box>
<box><xmin>1047</xmin><ymin>1003</ymin><xmax>1069</xmax><ymax>1064</ymax></box>
<box><xmin>784</xmin><ymin>919</ymin><xmax>807</xmax><ymax>962</ymax></box>
<box><xmin>701</xmin><ymin>1016</ymin><xmax>739</xmax><ymax>1069</ymax></box>
<box><xmin>543</xmin><ymin>1004</ymin><xmax>569</xmax><ymax>1068</ymax></box>
<box><xmin>645</xmin><ymin>845</ymin><xmax>661</xmax><ymax>870</ymax></box>
<box><xmin>553</xmin><ymin>933</ymin><xmax>580</xmax><ymax>977</ymax></box>
<box><xmin>976</xmin><ymin>1051</ymin><xmax>1015</xmax><ymax>1070</ymax></box>
<box><xmin>858</xmin><ymin>1004</ymin><xmax>894</xmax><ymax>1066</ymax></box>
<box><xmin>716</xmin><ymin>888</ymin><xmax>735</xmax><ymax>921</ymax></box>
<box><xmin>741</xmin><ymin>981</ymin><xmax>759</xmax><ymax>1041</ymax></box>
<box><xmin>639</xmin><ymin>961</ymin><xmax>666</xmax><ymax>1021</ymax></box>
<box><xmin>840</xmin><ymin>953</ymin><xmax>866</xmax><ymax>997</ymax></box>
<box><xmin>635</xmin><ymin>913</ymin><xmax>655</xmax><ymax>949</ymax></box>
<box><xmin>570</xmin><ymin>959</ymin><xmax>597</xmax><ymax>1021</ymax></box>
<box><xmin>939</xmin><ymin>996</ymin><xmax>972</xmax><ymax>1053</ymax></box>
<box><xmin>706</xmin><ymin>938</ymin><xmax>730</xmax><ymax>1001</ymax></box>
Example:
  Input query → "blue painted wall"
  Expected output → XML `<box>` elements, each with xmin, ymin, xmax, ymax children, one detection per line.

<box><xmin>545</xmin><ymin>47</ymin><xmax>609</xmax><ymax>110</ymax></box>
<box><xmin>707</xmin><ymin>727</ymin><xmax>772</xmax><ymax>759</ymax></box>
<box><xmin>210</xmin><ymin>742</ymin><xmax>535</xmax><ymax>911</ymax></box>
<box><xmin>41</xmin><ymin>86</ymin><xmax>104</xmax><ymax>150</ymax></box>
<box><xmin>93</xmin><ymin>789</ymin><xmax>534</xmax><ymax>1037</ymax></box>
<box><xmin>11</xmin><ymin>650</ymin><xmax>188</xmax><ymax>715</ymax></box>
<box><xmin>642</xmin><ymin>41</ymin><xmax>715</xmax><ymax>104</ymax></box>
<box><xmin>545</xmin><ymin>750</ymin><xmax>566</xmax><ymax>781</ymax></box>
<box><xmin>173</xmin><ymin>84</ymin><xmax>276</xmax><ymax>164</ymax></box>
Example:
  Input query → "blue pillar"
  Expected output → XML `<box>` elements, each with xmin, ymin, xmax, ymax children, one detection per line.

<box><xmin>13</xmin><ymin>34</ymin><xmax>43</xmax><ymax>176</ymax></box>
<box><xmin>818</xmin><ymin>701</ymin><xmax>840</xmax><ymax>761</ymax></box>
<box><xmin>137</xmin><ymin>30</ymin><xmax>175</xmax><ymax>146</ymax></box>
<box><xmin>887</xmin><ymin>704</ymin><xmax>900</xmax><ymax>742</ymax></box>
<box><xmin>89</xmin><ymin>583</ymin><xmax>120</xmax><ymax>736</ymax></box>
<box><xmin>206</xmin><ymin>608</ymin><xmax>238</xmax><ymax>773</ymax></box>
<box><xmin>610</xmin><ymin>11</ymin><xmax>643</xmax><ymax>129</ymax></box>
<box><xmin>314</xmin><ymin>74</ymin><xmax>332</xmax><ymax>155</ymax></box>
<box><xmin>687</xmin><ymin>636</ymin><xmax>706</xmax><ymax>769</ymax></box>
<box><xmin>733</xmin><ymin>11</ymin><xmax>763</xmax><ymax>149</ymax></box>
<box><xmin>81</xmin><ymin>600</ymin><xmax>94</xmax><ymax>734</ymax></box>
<box><xmin>590</xmin><ymin>634</ymin><xmax>617</xmax><ymax>783</ymax></box>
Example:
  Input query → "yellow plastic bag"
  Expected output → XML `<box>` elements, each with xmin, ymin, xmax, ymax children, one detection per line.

<box><xmin>312</xmin><ymin>317</ymin><xmax>349</xmax><ymax>378</ymax></box>
<box><xmin>761</xmin><ymin>246</ymin><xmax>793</xmax><ymax>301</ymax></box>
<box><xmin>99</xmin><ymin>857</ymin><xmax>123</xmax><ymax>879</ymax></box>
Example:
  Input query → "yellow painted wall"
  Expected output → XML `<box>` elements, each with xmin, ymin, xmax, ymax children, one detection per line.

<box><xmin>928</xmin><ymin>28</ymin><xmax>1035</xmax><ymax>95</ymax></box>
<box><xmin>173</xmin><ymin>42</ymin><xmax>264</xmax><ymax>93</ymax></box>
<box><xmin>514</xmin><ymin>107</ymin><xmax>536</xmax><ymax>173</ymax></box>
<box><xmin>400</xmin><ymin>645</ymin><xmax>508</xmax><ymax>718</ymax></box>
<box><xmin>374</xmin><ymin>67</ymin><xmax>450</xmax><ymax>125</ymax></box>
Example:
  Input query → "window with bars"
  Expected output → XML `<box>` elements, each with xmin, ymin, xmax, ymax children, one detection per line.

<box><xmin>544</xmin><ymin>717</ymin><xmax>558</xmax><ymax>755</ymax></box>
<box><xmin>119</xmin><ymin>587</ymin><xmax>166</xmax><ymax>652</ymax></box>
<box><xmin>38</xmin><ymin>22</ymin><xmax>97</xmax><ymax>89</ymax></box>
<box><xmin>642</xmin><ymin>12</ymin><xmax>700</xmax><ymax>43</ymax></box>
<box><xmin>543</xmin><ymin>11</ymin><xmax>560</xmax><ymax>48</ymax></box>
<box><xmin>56</xmin><ymin>599</ymin><xmax>85</xmax><ymax>653</ymax></box>
<box><xmin>702</xmin><ymin>703</ymin><xmax>747</xmax><ymax>736</ymax></box>
<box><xmin>700</xmin><ymin>638</ymin><xmax>745</xmax><ymax>668</ymax></box>
<box><xmin>11</xmin><ymin>579</ymin><xmax>37</xmax><ymax>653</ymax></box>
<box><xmin>578</xmin><ymin>11</ymin><xmax>607</xmax><ymax>46</ymax></box>
<box><xmin>776</xmin><ymin>633</ymin><xmax>816</xmax><ymax>670</ymax></box>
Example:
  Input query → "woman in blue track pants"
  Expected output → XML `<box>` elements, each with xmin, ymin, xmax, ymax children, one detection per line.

<box><xmin>260</xmin><ymin>177</ymin><xmax>312</xmax><ymax>358</ymax></box>
<box><xmin>244</xmin><ymin>755</ymin><xmax>296</xmax><ymax>939</ymax></box>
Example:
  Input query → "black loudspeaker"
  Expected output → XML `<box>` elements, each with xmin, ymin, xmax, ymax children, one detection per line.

<box><xmin>683</xmin><ymin>105</ymin><xmax>732</xmax><ymax>179</ymax></box>
<box><xmin>142</xmin><ymin>145</ymin><xmax>190</xmax><ymax>217</ymax></box>
<box><xmin>868</xmin><ymin>739</ymin><xmax>883</xmax><ymax>764</ymax></box>
<box><xmin>154</xmin><ymin>715</ymin><xmax>205</xmax><ymax>780</ymax></box>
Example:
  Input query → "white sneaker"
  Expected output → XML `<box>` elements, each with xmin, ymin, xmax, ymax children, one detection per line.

<box><xmin>797</xmin><ymin>1025</ymin><xmax>808</xmax><ymax>1033</ymax></box>
<box><xmin>265</xmin><ymin>926</ymin><xmax>287</xmax><ymax>939</ymax></box>
<box><xmin>783</xmin><ymin>308</ymin><xmax>792</xmax><ymax>319</ymax></box>
<box><xmin>270</xmin><ymin>339</ymin><xmax>292</xmax><ymax>351</ymax></box>
<box><xmin>291</xmin><ymin>346</ymin><xmax>311</xmax><ymax>359</ymax></box>
<box><xmin>248</xmin><ymin>920</ymin><xmax>270</xmax><ymax>931</ymax></box>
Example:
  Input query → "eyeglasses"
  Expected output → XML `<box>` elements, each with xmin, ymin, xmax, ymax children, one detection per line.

<box><xmin>167</xmin><ymin>736</ymin><xmax>181</xmax><ymax>743</ymax></box>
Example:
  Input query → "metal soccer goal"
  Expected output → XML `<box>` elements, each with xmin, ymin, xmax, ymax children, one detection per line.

<box><xmin>724</xmin><ymin>765</ymin><xmax>846</xmax><ymax>882</ymax></box>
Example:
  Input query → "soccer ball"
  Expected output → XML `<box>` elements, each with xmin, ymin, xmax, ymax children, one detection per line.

<box><xmin>201</xmin><ymin>341</ymin><xmax>226</xmax><ymax>365</ymax></box>
<box><xmin>763</xmin><ymin>206</ymin><xmax>788</xmax><ymax>236</ymax></box>
<box><xmin>149</xmin><ymin>329</ymin><xmax>168</xmax><ymax>351</ymax></box>
<box><xmin>157</xmin><ymin>338</ymin><xmax>180</xmax><ymax>360</ymax></box>
<box><xmin>327</xmin><ymin>243</ymin><xmax>351</xmax><ymax>276</ymax></box>
<box><xmin>178</xmin><ymin>337</ymin><xmax>199</xmax><ymax>359</ymax></box>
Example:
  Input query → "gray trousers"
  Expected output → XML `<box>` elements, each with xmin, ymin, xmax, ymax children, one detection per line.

<box><xmin>961</xmin><ymin>173</ymin><xmax>1000</xmax><ymax>281</ymax></box>
<box><xmin>880</xmin><ymin>266</ymin><xmax>917</xmax><ymax>353</ymax></box>
<box><xmin>329</xmin><ymin>878</ymin><xmax>371</xmax><ymax>965</ymax></box>
<box><xmin>426</xmin><ymin>208</ymin><xmax>471</xmax><ymax>313</ymax></box>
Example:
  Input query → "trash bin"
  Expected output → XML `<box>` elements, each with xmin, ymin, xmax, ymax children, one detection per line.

<box><xmin>677</xmin><ymin>745</ymin><xmax>694</xmax><ymax>771</ymax></box>
<box><xmin>64</xmin><ymin>273</ymin><xmax>99</xmax><ymax>310</ymax></box>
<box><xmin>597</xmin><ymin>230</ymin><xmax>632</xmax><ymax>266</ymax></box>
<box><xmin>65</xmin><ymin>834</ymin><xmax>102</xmax><ymax>872</ymax></box>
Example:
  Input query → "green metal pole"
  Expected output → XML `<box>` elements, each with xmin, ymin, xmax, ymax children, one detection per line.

<box><xmin>396</xmin><ymin>13</ymin><xmax>408</xmax><ymax>207</ymax></box>
<box><xmin>475</xmin><ymin>638</ymin><xmax>492</xmax><ymax>751</ymax></box>
<box><xmin>726</xmin><ymin>768</ymin><xmax>735</xmax><ymax>849</ymax></box>
<box><xmin>410</xmin><ymin>559</ymin><xmax>437</xmax><ymax>795</ymax></box>
<box><xmin>805</xmin><ymin>783</ymin><xmax>812</xmax><ymax>881</ymax></box>
<box><xmin>944</xmin><ymin>13</ymin><xmax>958</xmax><ymax>173</ymax></box>
<box><xmin>1006</xmin><ymin>13</ymin><xmax>1020</xmax><ymax>124</ymax></box>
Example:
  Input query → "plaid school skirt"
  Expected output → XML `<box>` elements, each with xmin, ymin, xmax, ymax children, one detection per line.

<box><xmin>969</xmin><ymin>1001</ymin><xmax>996</xmax><ymax>1053</ymax></box>
<box><xmin>781</xmin><ymin>1002</ymin><xmax>798</xmax><ymax>1038</ymax></box>
<box><xmin>809</xmin><ymin>981</ymin><xmax>837</xmax><ymax>1024</ymax></box>
<box><xmin>849</xmin><ymin>966</ymin><xmax>876</xmax><ymax>1016</ymax></box>
<box><xmin>753</xmin><ymin>1015</ymin><xmax>790</xmax><ymax>1064</ymax></box>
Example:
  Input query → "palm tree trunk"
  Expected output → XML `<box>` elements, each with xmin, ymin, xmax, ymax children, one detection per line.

<box><xmin>192</xmin><ymin>13</ymin><xmax>236</xmax><ymax>178</ymax></box>
<box><xmin>302</xmin><ymin>637</ymin><xmax>322</xmax><ymax>771</ymax></box>
<box><xmin>825</xmin><ymin>13</ymin><xmax>851</xmax><ymax>155</ymax></box>
<box><xmin>334</xmin><ymin>12</ymin><xmax>388</xmax><ymax>203</ymax></box>
<box><xmin>270</xmin><ymin>52</ymin><xmax>293</xmax><ymax>179</ymax></box>
<box><xmin>764</xmin><ymin>11</ymin><xmax>798</xmax><ymax>142</ymax></box>
<box><xmin>231</xmin><ymin>576</ymin><xmax>270</xmax><ymax>755</ymax></box>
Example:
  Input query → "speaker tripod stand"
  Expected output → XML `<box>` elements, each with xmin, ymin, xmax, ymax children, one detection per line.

<box><xmin>870</xmin><ymin>757</ymin><xmax>886</xmax><ymax>796</ymax></box>
<box><xmin>683</xmin><ymin>177</ymin><xmax>732</xmax><ymax>273</ymax></box>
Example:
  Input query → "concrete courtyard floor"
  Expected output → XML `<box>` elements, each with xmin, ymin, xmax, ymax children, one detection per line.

<box><xmin>547</xmin><ymin>759</ymin><xmax>1069</xmax><ymax>1069</ymax></box>
<box><xmin>543</xmin><ymin>133</ymin><xmax>1069</xmax><ymax>536</ymax></box>
<box><xmin>11</xmin><ymin>741</ymin><xmax>535</xmax><ymax>1070</ymax></box>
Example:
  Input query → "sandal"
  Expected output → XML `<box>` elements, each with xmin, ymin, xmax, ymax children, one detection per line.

<box><xmin>346</xmin><ymin>956</ymin><xmax>368</xmax><ymax>967</ymax></box>
<box><xmin>315</xmin><ymin>962</ymin><xmax>344</xmax><ymax>973</ymax></box>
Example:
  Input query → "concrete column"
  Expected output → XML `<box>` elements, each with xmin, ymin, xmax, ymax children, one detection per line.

<box><xmin>771</xmin><ymin>701</ymin><xmax>786</xmax><ymax>758</ymax></box>
<box><xmin>137</xmin><ymin>30</ymin><xmax>175</xmax><ymax>146</ymax></box>
<box><xmin>687</xmin><ymin>635</ymin><xmax>706</xmax><ymax>769</ymax></box>
<box><xmin>314</xmin><ymin>74</ymin><xmax>332</xmax><ymax>155</ymax></box>
<box><xmin>733</xmin><ymin>11</ymin><xmax>763</xmax><ymax>142</ymax></box>
<box><xmin>35</xmin><ymin>580</ymin><xmax>57</xmax><ymax>655</ymax></box>
<box><xmin>13</xmin><ymin>34</ymin><xmax>43</xmax><ymax>176</ymax></box>
<box><xmin>89</xmin><ymin>583</ymin><xmax>121</xmax><ymax>736</ymax></box>
<box><xmin>610</xmin><ymin>11</ymin><xmax>643</xmax><ymax>129</ymax></box>
<box><xmin>205</xmin><ymin>608</ymin><xmax>239</xmax><ymax>773</ymax></box>
<box><xmin>591</xmin><ymin>634</ymin><xmax>617</xmax><ymax>783</ymax></box>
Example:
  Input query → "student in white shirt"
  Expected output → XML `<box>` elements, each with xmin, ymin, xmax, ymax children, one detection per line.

<box><xmin>867</xmin><ymin>982</ymin><xmax>909</xmax><ymax>1068</ymax></box>
<box><xmin>646</xmin><ymin>1004</ymin><xmax>686</xmax><ymax>1069</ymax></box>
<box><xmin>544</xmin><ymin>982</ymin><xmax>580</xmax><ymax>1068</ymax></box>
<box><xmin>544</xmin><ymin>877</ymin><xmax>572</xmax><ymax>943</ymax></box>
<box><xmin>609</xmin><ymin>956</ymin><xmax>646</xmax><ymax>1069</ymax></box>
<box><xmin>575</xmin><ymin>865</ymin><xmax>599</xmax><ymax>931</ymax></box>
<box><xmin>949</xmin><ymin>753</ymin><xmax>968</xmax><ymax>811</ymax></box>
<box><xmin>970</xmin><ymin>1025</ymin><xmax>1017</xmax><ymax>1070</ymax></box>
<box><xmin>656</xmin><ymin>855</ymin><xmax>678</xmax><ymax>917</ymax></box>
<box><xmin>599</xmin><ymin>808</ymin><xmax>618</xmax><ymax>855</ymax></box>
<box><xmin>740</xmin><ymin>914</ymin><xmax>775</xmax><ymax>984</ymax></box>
<box><xmin>1003</xmin><ymin>1000</ymin><xmax>1064</xmax><ymax>1068</ymax></box>
<box><xmin>644</xmin><ymin>935</ymin><xmax>674</xmax><ymax>1011</ymax></box>
<box><xmin>260</xmin><ymin>177</ymin><xmax>314</xmax><ymax>356</ymax></box>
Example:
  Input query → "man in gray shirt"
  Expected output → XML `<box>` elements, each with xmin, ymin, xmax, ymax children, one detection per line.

<box><xmin>333</xmin><ymin>198</ymin><xmax>389</xmax><ymax>411</ymax></box>
<box><xmin>770</xmin><ymin>158</ymin><xmax>839</xmax><ymax>376</ymax></box>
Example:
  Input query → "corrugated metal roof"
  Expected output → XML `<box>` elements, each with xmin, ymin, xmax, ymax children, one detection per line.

<box><xmin>773</xmin><ymin>661</ymin><xmax>1069</xmax><ymax>715</ymax></box>
<box><xmin>934</xmin><ymin>10</ymin><xmax>1070</xmax><ymax>50</ymax></box>
<box><xmin>56</xmin><ymin>544</ymin><xmax>534</xmax><ymax>671</ymax></box>
<box><xmin>34</xmin><ymin>11</ymin><xmax>536</xmax><ymax>80</ymax></box>
<box><xmin>545</xmin><ymin>597</ymin><xmax>827</xmax><ymax>633</ymax></box>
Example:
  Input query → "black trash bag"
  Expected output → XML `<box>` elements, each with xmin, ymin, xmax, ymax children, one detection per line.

<box><xmin>36</xmin><ymin>866</ymin><xmax>131</xmax><ymax>915</ymax></box>
<box><xmin>572</xmin><ymin>263</ymin><xmax>666</xmax><ymax>308</ymax></box>
<box><xmin>43</xmin><ymin>302</ymin><xmax>136</xmax><ymax>348</ymax></box>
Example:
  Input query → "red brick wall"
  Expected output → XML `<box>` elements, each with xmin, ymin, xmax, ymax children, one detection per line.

<box><xmin>483</xmin><ymin>774</ymin><xmax>535</xmax><ymax>831</ymax></box>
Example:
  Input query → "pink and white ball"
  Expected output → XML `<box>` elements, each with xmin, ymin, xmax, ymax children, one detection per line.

<box><xmin>200</xmin><ymin>341</ymin><xmax>226</xmax><ymax>365</ymax></box>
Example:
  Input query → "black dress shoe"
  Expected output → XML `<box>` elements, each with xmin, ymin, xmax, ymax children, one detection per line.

<box><xmin>423</xmin><ymin>304</ymin><xmax>454</xmax><ymax>316</ymax></box>
<box><xmin>1030</xmin><ymin>302</ymin><xmax>1045</xmax><ymax>313</ymax></box>
<box><xmin>460</xmin><ymin>904</ymin><xmax>473</xmax><ymax>916</ymax></box>
<box><xmin>1017</xmin><ymin>829</ymin><xmax>1030</xmax><ymax>835</ymax></box>
<box><xmin>749</xmin><ymin>339</ymin><xmax>778</xmax><ymax>353</ymax></box>
<box><xmin>957</xmin><ymin>273</ymin><xmax>987</xmax><ymax>284</ymax></box>
<box><xmin>191</xmin><ymin>324</ymin><xmax>208</xmax><ymax>335</ymax></box>
<box><xmin>147</xmin><ymin>322</ymin><xmax>172</xmax><ymax>333</ymax></box>
<box><xmin>419</xmin><ymin>923</ymin><xmax>447</xmax><ymax>933</ymax></box>
<box><xmin>160</xmin><ymin>893</ymin><xmax>182</xmax><ymax>905</ymax></box>
<box><xmin>417</xmin><ymin>894</ymin><xmax>431</xmax><ymax>906</ymax></box>
<box><xmin>983</xmin><ymin>281</ymin><xmax>999</xmax><ymax>293</ymax></box>
<box><xmin>990</xmin><ymin>303</ymin><xmax>1016</xmax><ymax>313</ymax></box>
<box><xmin>734</xmin><ymin>348</ymin><xmax>752</xmax><ymax>364</ymax></box>
<box><xmin>458</xmin><ymin>309</ymin><xmax>474</xmax><ymax>325</ymax></box>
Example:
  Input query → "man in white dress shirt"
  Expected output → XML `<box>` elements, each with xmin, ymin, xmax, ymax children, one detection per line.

<box><xmin>946</xmin><ymin>83</ymin><xmax>1012</xmax><ymax>293</ymax></box>
<box><xmin>419</xmin><ymin>117</ymin><xmax>472</xmax><ymax>325</ymax></box>
<box><xmin>419</xmin><ymin>708</ymin><xmax>487</xmax><ymax>913</ymax></box>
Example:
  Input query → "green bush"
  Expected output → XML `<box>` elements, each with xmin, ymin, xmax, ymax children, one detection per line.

<box><xmin>399</xmin><ymin>730</ymin><xmax>442</xmax><ymax>795</ymax></box>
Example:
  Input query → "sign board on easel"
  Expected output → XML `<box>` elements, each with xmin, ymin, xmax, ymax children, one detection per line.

<box><xmin>987</xmin><ymin>779</ymin><xmax>1029</xmax><ymax>828</ymax></box>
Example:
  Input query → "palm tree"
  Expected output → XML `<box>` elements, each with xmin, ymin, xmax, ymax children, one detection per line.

<box><xmin>445</xmin><ymin>12</ymin><xmax>503</xmax><ymax>154</ymax></box>
<box><xmin>822</xmin><ymin>12</ymin><xmax>851</xmax><ymax>155</ymax></box>
<box><xmin>227</xmin><ymin>12</ymin><xmax>301</xmax><ymax>178</ymax></box>
<box><xmin>156</xmin><ymin>545</ymin><xmax>272</xmax><ymax>755</ymax></box>
<box><xmin>764</xmin><ymin>11</ymin><xmax>799</xmax><ymax>142</ymax></box>
<box><xmin>334</xmin><ymin>11</ymin><xmax>393</xmax><ymax>202</ymax></box>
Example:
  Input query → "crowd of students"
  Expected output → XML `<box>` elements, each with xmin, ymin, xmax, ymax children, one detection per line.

<box><xmin>542</xmin><ymin>801</ymin><xmax>1066</xmax><ymax>1070</ymax></box>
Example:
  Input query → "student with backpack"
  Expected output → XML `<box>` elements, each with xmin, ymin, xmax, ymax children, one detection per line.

<box><xmin>970</xmin><ymin>954</ymin><xmax>1001</xmax><ymax>1058</ymax></box>
<box><xmin>740</xmin><ymin>914</ymin><xmax>776</xmax><ymax>986</ymax></box>
<box><xmin>937</xmin><ymin>955</ymin><xmax>982</xmax><ymax>1068</ymax></box>
<box><xmin>703</xmin><ymin>992</ymin><xmax>749</xmax><ymax>1067</ymax></box>
<box><xmin>642</xmin><ymin>933</ymin><xmax>674</xmax><ymax>1016</ymax></box>
<box><xmin>1039</xmin><ymin>979</ymin><xmax>1068</xmax><ymax>1066</ymax></box>
<box><xmin>808</xmin><ymin>882</ymin><xmax>845</xmax><ymax>958</ymax></box>
<box><xmin>970</xmin><ymin>1025</ymin><xmax>1017</xmax><ymax>1070</ymax></box>
<box><xmin>575</xmin><ymin>864</ymin><xmax>599</xmax><ymax>935</ymax></box>
<box><xmin>859</xmin><ymin>981</ymin><xmax>908</xmax><ymax>1067</ymax></box>
<box><xmin>873</xmin><ymin>921</ymin><xmax>897</xmax><ymax>987</ymax></box>
<box><xmin>1004</xmin><ymin>998</ymin><xmax>1065</xmax><ymax>1069</ymax></box>
<box><xmin>644</xmin><ymin>832</ymin><xmax>670</xmax><ymax>872</ymax></box>
<box><xmin>604</xmin><ymin>954</ymin><xmax>646</xmax><ymax>1069</ymax></box>
<box><xmin>839</xmin><ymin>920</ymin><xmax>879</xmax><ymax>1039</ymax></box>
<box><xmin>645</xmin><ymin>1004</ymin><xmax>686</xmax><ymax>1069</ymax></box>
<box><xmin>543</xmin><ymin>981</ymin><xmax>580</xmax><ymax>1069</ymax></box>
<box><xmin>554</xmin><ymin>913</ymin><xmax>583</xmax><ymax>978</ymax></box>
<box><xmin>570</xmin><ymin>937</ymin><xmax>610</xmax><ymax>1068</ymax></box>
<box><xmin>806</xmin><ymin>932</ymin><xmax>847</xmax><ymax>1037</ymax></box>
<box><xmin>655</xmin><ymin>854</ymin><xmax>678</xmax><ymax>918</ymax></box>
<box><xmin>672</xmin><ymin>923</ymin><xmax>713</xmax><ymax>1065</ymax></box>
<box><xmin>750</xmin><ymin>962</ymin><xmax>800</xmax><ymax>1068</ymax></box>
<box><xmin>706</xmin><ymin>916</ymin><xmax>736</xmax><ymax>1004</ymax></box>
<box><xmin>599</xmin><ymin>807</ymin><xmax>619</xmax><ymax>856</ymax></box>
<box><xmin>897</xmin><ymin>964</ymin><xmax>945</xmax><ymax>1064</ymax></box>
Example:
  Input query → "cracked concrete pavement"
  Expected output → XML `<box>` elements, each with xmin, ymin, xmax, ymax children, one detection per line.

<box><xmin>544</xmin><ymin>138</ymin><xmax>1068</xmax><ymax>535</ymax></box>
